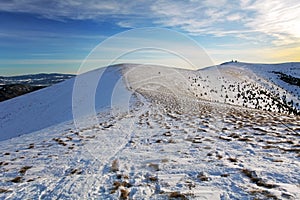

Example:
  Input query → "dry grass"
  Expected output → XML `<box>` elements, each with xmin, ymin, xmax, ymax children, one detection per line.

<box><xmin>66</xmin><ymin>136</ymin><xmax>73</xmax><ymax>141</ymax></box>
<box><xmin>10</xmin><ymin>176</ymin><xmax>22</xmax><ymax>183</ymax></box>
<box><xmin>280</xmin><ymin>148</ymin><xmax>300</xmax><ymax>153</ymax></box>
<box><xmin>0</xmin><ymin>162</ymin><xmax>9</xmax><ymax>166</ymax></box>
<box><xmin>70</xmin><ymin>168</ymin><xmax>82</xmax><ymax>175</ymax></box>
<box><xmin>110</xmin><ymin>181</ymin><xmax>132</xmax><ymax>195</ymax></box>
<box><xmin>218</xmin><ymin>136</ymin><xmax>232</xmax><ymax>141</ymax></box>
<box><xmin>197</xmin><ymin>172</ymin><xmax>210</xmax><ymax>181</ymax></box>
<box><xmin>0</xmin><ymin>188</ymin><xmax>12</xmax><ymax>193</ymax></box>
<box><xmin>19</xmin><ymin>166</ymin><xmax>32</xmax><ymax>175</ymax></box>
<box><xmin>262</xmin><ymin>145</ymin><xmax>275</xmax><ymax>149</ymax></box>
<box><xmin>163</xmin><ymin>131</ymin><xmax>172</xmax><ymax>137</ymax></box>
<box><xmin>271</xmin><ymin>159</ymin><xmax>283</xmax><ymax>162</ymax></box>
<box><xmin>192</xmin><ymin>138</ymin><xmax>202</xmax><ymax>143</ymax></box>
<box><xmin>52</xmin><ymin>138</ymin><xmax>67</xmax><ymax>146</ymax></box>
<box><xmin>238</xmin><ymin>137</ymin><xmax>253</xmax><ymax>142</ymax></box>
<box><xmin>228</xmin><ymin>133</ymin><xmax>240</xmax><ymax>138</ymax></box>
<box><xmin>148</xmin><ymin>163</ymin><xmax>159</xmax><ymax>171</ymax></box>
<box><xmin>120</xmin><ymin>189</ymin><xmax>129</xmax><ymax>199</ymax></box>
<box><xmin>221</xmin><ymin>174</ymin><xmax>230</xmax><ymax>177</ymax></box>
<box><xmin>169</xmin><ymin>191</ymin><xmax>188</xmax><ymax>200</ymax></box>
<box><xmin>228</xmin><ymin>157</ymin><xmax>238</xmax><ymax>163</ymax></box>
<box><xmin>250</xmin><ymin>189</ymin><xmax>279</xmax><ymax>200</ymax></box>
<box><xmin>241</xmin><ymin>169</ymin><xmax>277</xmax><ymax>189</ymax></box>
<box><xmin>168</xmin><ymin>139</ymin><xmax>176</xmax><ymax>144</ymax></box>
<box><xmin>148</xmin><ymin>176</ymin><xmax>158</xmax><ymax>182</ymax></box>
<box><xmin>111</xmin><ymin>159</ymin><xmax>119</xmax><ymax>172</ymax></box>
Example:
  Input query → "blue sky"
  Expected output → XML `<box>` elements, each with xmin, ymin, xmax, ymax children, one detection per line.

<box><xmin>0</xmin><ymin>0</ymin><xmax>299</xmax><ymax>75</ymax></box>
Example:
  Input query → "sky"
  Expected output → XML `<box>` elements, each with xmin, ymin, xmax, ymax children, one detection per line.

<box><xmin>0</xmin><ymin>0</ymin><xmax>299</xmax><ymax>75</ymax></box>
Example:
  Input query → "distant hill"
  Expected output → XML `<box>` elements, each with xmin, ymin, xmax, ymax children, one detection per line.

<box><xmin>0</xmin><ymin>73</ymin><xmax>75</xmax><ymax>102</ymax></box>
<box><xmin>0</xmin><ymin>73</ymin><xmax>75</xmax><ymax>86</ymax></box>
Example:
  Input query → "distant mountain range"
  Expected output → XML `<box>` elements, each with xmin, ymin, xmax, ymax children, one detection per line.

<box><xmin>0</xmin><ymin>73</ymin><xmax>75</xmax><ymax>102</ymax></box>
<box><xmin>0</xmin><ymin>73</ymin><xmax>75</xmax><ymax>86</ymax></box>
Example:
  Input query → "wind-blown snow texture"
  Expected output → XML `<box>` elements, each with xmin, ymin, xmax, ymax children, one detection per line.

<box><xmin>0</xmin><ymin>62</ymin><xmax>299</xmax><ymax>199</ymax></box>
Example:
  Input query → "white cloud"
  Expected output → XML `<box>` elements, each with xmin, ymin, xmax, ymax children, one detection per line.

<box><xmin>227</xmin><ymin>13</ymin><xmax>242</xmax><ymax>21</ymax></box>
<box><xmin>242</xmin><ymin>0</ymin><xmax>300</xmax><ymax>45</ymax></box>
<box><xmin>0</xmin><ymin>0</ymin><xmax>299</xmax><ymax>46</ymax></box>
<box><xmin>0</xmin><ymin>0</ymin><xmax>149</xmax><ymax>20</ymax></box>
<box><xmin>203</xmin><ymin>0</ymin><xmax>228</xmax><ymax>8</ymax></box>
<box><xmin>117</xmin><ymin>21</ymin><xmax>135</xmax><ymax>28</ymax></box>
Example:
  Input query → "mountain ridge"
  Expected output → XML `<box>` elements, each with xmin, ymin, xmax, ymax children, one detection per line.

<box><xmin>0</xmin><ymin>62</ymin><xmax>299</xmax><ymax>141</ymax></box>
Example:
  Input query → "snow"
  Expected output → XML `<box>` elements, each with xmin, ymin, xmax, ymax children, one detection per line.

<box><xmin>0</xmin><ymin>65</ymin><xmax>132</xmax><ymax>141</ymax></box>
<box><xmin>187</xmin><ymin>62</ymin><xmax>300</xmax><ymax>114</ymax></box>
<box><xmin>0</xmin><ymin>63</ymin><xmax>299</xmax><ymax>199</ymax></box>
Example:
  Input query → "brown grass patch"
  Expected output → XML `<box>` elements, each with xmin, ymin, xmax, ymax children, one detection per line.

<box><xmin>163</xmin><ymin>131</ymin><xmax>172</xmax><ymax>137</ymax></box>
<box><xmin>249</xmin><ymin>189</ymin><xmax>279</xmax><ymax>200</ymax></box>
<box><xmin>228</xmin><ymin>157</ymin><xmax>238</xmax><ymax>162</ymax></box>
<box><xmin>169</xmin><ymin>191</ymin><xmax>188</xmax><ymax>200</ymax></box>
<box><xmin>0</xmin><ymin>188</ymin><xmax>12</xmax><ymax>193</ymax></box>
<box><xmin>53</xmin><ymin>138</ymin><xmax>67</xmax><ymax>146</ymax></box>
<box><xmin>221</xmin><ymin>174</ymin><xmax>230</xmax><ymax>177</ymax></box>
<box><xmin>120</xmin><ymin>189</ymin><xmax>129</xmax><ymax>199</ymax></box>
<box><xmin>197</xmin><ymin>172</ymin><xmax>210</xmax><ymax>181</ymax></box>
<box><xmin>70</xmin><ymin>168</ymin><xmax>82</xmax><ymax>175</ymax></box>
<box><xmin>219</xmin><ymin>136</ymin><xmax>231</xmax><ymax>141</ymax></box>
<box><xmin>111</xmin><ymin>181</ymin><xmax>132</xmax><ymax>194</ymax></box>
<box><xmin>111</xmin><ymin>159</ymin><xmax>119</xmax><ymax>172</ymax></box>
<box><xmin>10</xmin><ymin>176</ymin><xmax>22</xmax><ymax>183</ymax></box>
<box><xmin>19</xmin><ymin>166</ymin><xmax>32</xmax><ymax>175</ymax></box>
<box><xmin>148</xmin><ymin>163</ymin><xmax>159</xmax><ymax>171</ymax></box>
<box><xmin>228</xmin><ymin>133</ymin><xmax>240</xmax><ymax>138</ymax></box>
<box><xmin>262</xmin><ymin>145</ymin><xmax>275</xmax><ymax>149</ymax></box>
<box><xmin>148</xmin><ymin>176</ymin><xmax>158</xmax><ymax>182</ymax></box>
<box><xmin>238</xmin><ymin>137</ymin><xmax>253</xmax><ymax>142</ymax></box>
<box><xmin>241</xmin><ymin>169</ymin><xmax>277</xmax><ymax>189</ymax></box>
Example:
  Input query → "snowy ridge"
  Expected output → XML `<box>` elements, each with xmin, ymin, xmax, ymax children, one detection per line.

<box><xmin>0</xmin><ymin>63</ymin><xmax>299</xmax><ymax>199</ymax></box>
<box><xmin>123</xmin><ymin>62</ymin><xmax>300</xmax><ymax>114</ymax></box>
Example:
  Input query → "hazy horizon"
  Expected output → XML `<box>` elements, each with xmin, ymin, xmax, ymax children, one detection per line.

<box><xmin>2</xmin><ymin>60</ymin><xmax>300</xmax><ymax>77</ymax></box>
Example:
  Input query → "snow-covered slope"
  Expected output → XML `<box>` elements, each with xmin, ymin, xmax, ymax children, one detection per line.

<box><xmin>123</xmin><ymin>62</ymin><xmax>300</xmax><ymax>115</ymax></box>
<box><xmin>0</xmin><ymin>63</ymin><xmax>299</xmax><ymax>199</ymax></box>
<box><xmin>1</xmin><ymin>62</ymin><xmax>299</xmax><ymax>141</ymax></box>
<box><xmin>185</xmin><ymin>62</ymin><xmax>299</xmax><ymax>115</ymax></box>
<box><xmin>0</xmin><ymin>65</ymin><xmax>131</xmax><ymax>141</ymax></box>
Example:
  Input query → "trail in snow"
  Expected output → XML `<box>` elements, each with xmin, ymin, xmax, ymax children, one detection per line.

<box><xmin>0</xmin><ymin>94</ymin><xmax>299</xmax><ymax>199</ymax></box>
